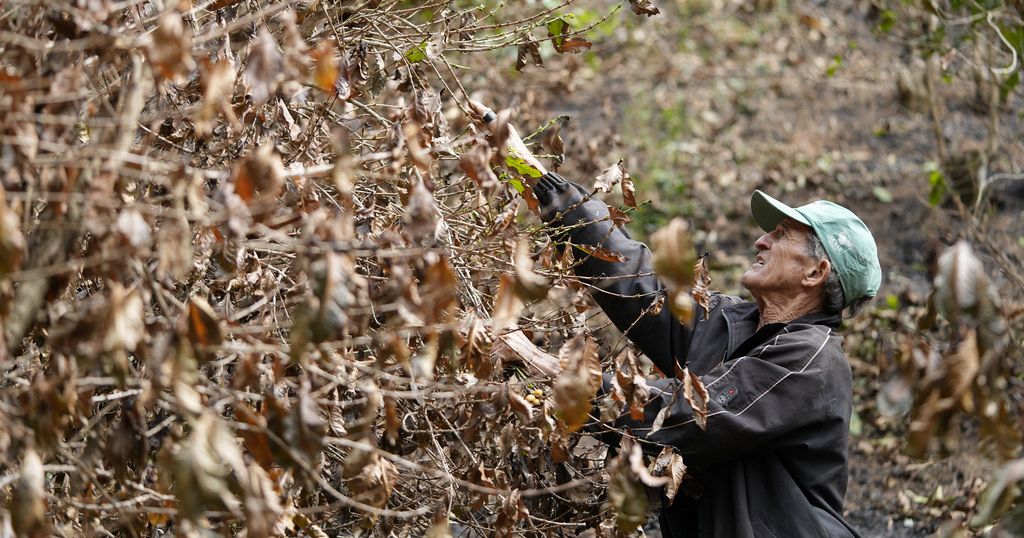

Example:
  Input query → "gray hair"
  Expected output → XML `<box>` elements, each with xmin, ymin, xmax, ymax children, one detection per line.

<box><xmin>805</xmin><ymin>233</ymin><xmax>869</xmax><ymax>317</ymax></box>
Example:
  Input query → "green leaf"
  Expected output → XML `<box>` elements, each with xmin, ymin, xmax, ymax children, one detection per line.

<box><xmin>508</xmin><ymin>178</ymin><xmax>525</xmax><ymax>193</ymax></box>
<box><xmin>504</xmin><ymin>155</ymin><xmax>542</xmax><ymax>178</ymax></box>
<box><xmin>547</xmin><ymin>18</ymin><xmax>567</xmax><ymax>50</ymax></box>
<box><xmin>886</xmin><ymin>294</ymin><xmax>900</xmax><ymax>310</ymax></box>
<box><xmin>826</xmin><ymin>55</ymin><xmax>842</xmax><ymax>77</ymax></box>
<box><xmin>877</xmin><ymin>9</ymin><xmax>896</xmax><ymax>34</ymax></box>
<box><xmin>405</xmin><ymin>41</ymin><xmax>428</xmax><ymax>63</ymax></box>
<box><xmin>928</xmin><ymin>169</ymin><xmax>947</xmax><ymax>206</ymax></box>
<box><xmin>872</xmin><ymin>186</ymin><xmax>893</xmax><ymax>203</ymax></box>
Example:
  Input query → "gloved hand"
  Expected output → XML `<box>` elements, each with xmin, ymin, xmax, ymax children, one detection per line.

<box><xmin>534</xmin><ymin>172</ymin><xmax>589</xmax><ymax>223</ymax></box>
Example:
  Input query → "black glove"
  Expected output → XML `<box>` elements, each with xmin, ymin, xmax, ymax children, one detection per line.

<box><xmin>534</xmin><ymin>172</ymin><xmax>589</xmax><ymax>223</ymax></box>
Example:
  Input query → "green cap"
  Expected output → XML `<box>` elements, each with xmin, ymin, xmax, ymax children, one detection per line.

<box><xmin>750</xmin><ymin>190</ymin><xmax>881</xmax><ymax>307</ymax></box>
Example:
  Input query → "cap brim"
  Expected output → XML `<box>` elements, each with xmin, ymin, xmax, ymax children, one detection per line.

<box><xmin>750</xmin><ymin>190</ymin><xmax>811</xmax><ymax>232</ymax></box>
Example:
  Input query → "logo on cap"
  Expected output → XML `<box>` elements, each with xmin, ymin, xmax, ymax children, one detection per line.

<box><xmin>829</xmin><ymin>230</ymin><xmax>855</xmax><ymax>254</ymax></box>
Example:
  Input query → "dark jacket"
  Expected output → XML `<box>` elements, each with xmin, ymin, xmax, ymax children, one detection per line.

<box><xmin>555</xmin><ymin>193</ymin><xmax>860</xmax><ymax>538</ymax></box>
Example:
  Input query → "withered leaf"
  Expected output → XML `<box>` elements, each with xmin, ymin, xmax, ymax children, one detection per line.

<box><xmin>349</xmin><ymin>450</ymin><xmax>399</xmax><ymax>510</ymax></box>
<box><xmin>116</xmin><ymin>208</ymin><xmax>152</xmax><ymax>249</ymax></box>
<box><xmin>613</xmin><ymin>348</ymin><xmax>649</xmax><ymax>421</ymax></box>
<box><xmin>513</xmin><ymin>238</ymin><xmax>548</xmax><ymax>301</ymax></box>
<box><xmin>608</xmin><ymin>204</ymin><xmax>631</xmax><ymax>228</ymax></box>
<box><xmin>495</xmin><ymin>490</ymin><xmax>530</xmax><ymax>537</ymax></box>
<box><xmin>310</xmin><ymin>39</ymin><xmax>339</xmax><ymax>94</ymax></box>
<box><xmin>194</xmin><ymin>56</ymin><xmax>237</xmax><ymax>137</ymax></box>
<box><xmin>103</xmin><ymin>282</ymin><xmax>145</xmax><ymax>353</ymax></box>
<box><xmin>593</xmin><ymin>159</ymin><xmax>625</xmax><ymax>192</ymax></box>
<box><xmin>0</xmin><ymin>184</ymin><xmax>26</xmax><ymax>277</ymax></box>
<box><xmin>692</xmin><ymin>255</ymin><xmax>713</xmax><ymax>318</ymax></box>
<box><xmin>629</xmin><ymin>0</ymin><xmax>661</xmax><ymax>16</ymax></box>
<box><xmin>461</xmin><ymin>315</ymin><xmax>494</xmax><ymax>379</ymax></box>
<box><xmin>148</xmin><ymin>11</ymin><xmax>195</xmax><ymax>83</ymax></box>
<box><xmin>460</xmin><ymin>143</ymin><xmax>497</xmax><ymax>190</ymax></box>
<box><xmin>404</xmin><ymin>178</ymin><xmax>437</xmax><ymax>242</ymax></box>
<box><xmin>509</xmin><ymin>390</ymin><xmax>534</xmax><ymax>421</ymax></box>
<box><xmin>606</xmin><ymin>436</ymin><xmax>649</xmax><ymax>533</ymax></box>
<box><xmin>241</xmin><ymin>463</ymin><xmax>284</xmax><ymax>538</ymax></box>
<box><xmin>515</xmin><ymin>39</ymin><xmax>544</xmax><ymax>72</ymax></box>
<box><xmin>10</xmin><ymin>448</ymin><xmax>47</xmax><ymax>537</ymax></box>
<box><xmin>650</xmin><ymin>446</ymin><xmax>686</xmax><ymax>504</ymax></box>
<box><xmin>403</xmin><ymin>120</ymin><xmax>433</xmax><ymax>173</ymax></box>
<box><xmin>575</xmin><ymin>243</ymin><xmax>629</xmax><ymax>263</ymax></box>
<box><xmin>621</xmin><ymin>166</ymin><xmax>637</xmax><ymax>208</ymax></box>
<box><xmin>553</xmin><ymin>334</ymin><xmax>601</xmax><ymax>433</ymax></box>
<box><xmin>651</xmin><ymin>218</ymin><xmax>696</xmax><ymax>289</ymax></box>
<box><xmin>681</xmin><ymin>367</ymin><xmax>709</xmax><ymax>430</ymax></box>
<box><xmin>557</xmin><ymin>37</ymin><xmax>593</xmax><ymax>53</ymax></box>
<box><xmin>545</xmin><ymin>15</ymin><xmax>594</xmax><ymax>54</ymax></box>
<box><xmin>174</xmin><ymin>413</ymin><xmax>245</xmax><ymax>520</ymax></box>
<box><xmin>492</xmin><ymin>273</ymin><xmax>524</xmax><ymax>334</ymax></box>
<box><xmin>232</xmin><ymin>142</ymin><xmax>286</xmax><ymax>205</ymax></box>
<box><xmin>187</xmin><ymin>296</ymin><xmax>223</xmax><ymax>348</ymax></box>
<box><xmin>245</xmin><ymin>27</ymin><xmax>282</xmax><ymax>104</ymax></box>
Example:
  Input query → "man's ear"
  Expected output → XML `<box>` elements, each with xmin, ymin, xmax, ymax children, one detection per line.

<box><xmin>803</xmin><ymin>258</ymin><xmax>831</xmax><ymax>288</ymax></box>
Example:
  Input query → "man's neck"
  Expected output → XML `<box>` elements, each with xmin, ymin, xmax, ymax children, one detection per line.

<box><xmin>754</xmin><ymin>292</ymin><xmax>822</xmax><ymax>330</ymax></box>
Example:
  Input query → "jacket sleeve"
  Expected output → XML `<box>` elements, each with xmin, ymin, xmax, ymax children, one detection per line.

<box><xmin>555</xmin><ymin>197</ymin><xmax>691</xmax><ymax>377</ymax></box>
<box><xmin>593</xmin><ymin>326</ymin><xmax>841</xmax><ymax>462</ymax></box>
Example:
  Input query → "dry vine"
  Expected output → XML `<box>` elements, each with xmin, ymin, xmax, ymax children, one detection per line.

<box><xmin>0</xmin><ymin>0</ymin><xmax>674</xmax><ymax>536</ymax></box>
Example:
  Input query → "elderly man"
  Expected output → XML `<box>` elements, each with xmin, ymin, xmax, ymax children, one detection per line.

<box><xmin>531</xmin><ymin>171</ymin><xmax>881</xmax><ymax>538</ymax></box>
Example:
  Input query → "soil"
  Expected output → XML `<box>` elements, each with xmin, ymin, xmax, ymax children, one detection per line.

<box><xmin>470</xmin><ymin>0</ymin><xmax>1024</xmax><ymax>534</ymax></box>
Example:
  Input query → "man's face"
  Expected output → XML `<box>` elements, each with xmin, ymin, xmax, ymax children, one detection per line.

<box><xmin>741</xmin><ymin>218</ymin><xmax>819</xmax><ymax>296</ymax></box>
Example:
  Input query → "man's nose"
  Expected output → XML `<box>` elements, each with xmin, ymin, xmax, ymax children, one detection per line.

<box><xmin>754</xmin><ymin>232</ymin><xmax>772</xmax><ymax>251</ymax></box>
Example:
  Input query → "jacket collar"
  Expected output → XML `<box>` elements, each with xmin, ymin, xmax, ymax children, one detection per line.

<box><xmin>722</xmin><ymin>302</ymin><xmax>841</xmax><ymax>360</ymax></box>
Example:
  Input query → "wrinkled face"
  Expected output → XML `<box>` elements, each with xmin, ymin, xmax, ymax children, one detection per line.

<box><xmin>741</xmin><ymin>218</ymin><xmax>819</xmax><ymax>297</ymax></box>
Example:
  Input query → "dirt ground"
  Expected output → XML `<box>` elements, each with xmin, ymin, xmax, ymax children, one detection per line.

<box><xmin>470</xmin><ymin>0</ymin><xmax>1024</xmax><ymax>535</ymax></box>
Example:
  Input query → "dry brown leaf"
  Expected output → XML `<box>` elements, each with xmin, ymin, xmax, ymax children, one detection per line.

<box><xmin>515</xmin><ymin>39</ymin><xmax>543</xmax><ymax>71</ymax></box>
<box><xmin>232</xmin><ymin>142</ymin><xmax>286</xmax><ymax>206</ymax></box>
<box><xmin>605</xmin><ymin>436</ymin><xmax>649</xmax><ymax>533</ymax></box>
<box><xmin>649</xmin><ymin>446</ymin><xmax>686</xmax><ymax>504</ymax></box>
<box><xmin>194</xmin><ymin>56</ymin><xmax>237</xmax><ymax>137</ymax></box>
<box><xmin>349</xmin><ymin>450</ymin><xmax>400</xmax><ymax>510</ymax></box>
<box><xmin>10</xmin><ymin>448</ymin><xmax>47</xmax><ymax>538</ymax></box>
<box><xmin>576</xmin><ymin>243</ymin><xmax>629</xmax><ymax>263</ymax></box>
<box><xmin>404</xmin><ymin>178</ymin><xmax>436</xmax><ymax>242</ymax></box>
<box><xmin>245</xmin><ymin>27</ymin><xmax>282</xmax><ymax>104</ymax></box>
<box><xmin>553</xmin><ymin>334</ymin><xmax>601</xmax><ymax>433</ymax></box>
<box><xmin>148</xmin><ymin>11</ymin><xmax>195</xmax><ymax>83</ymax></box>
<box><xmin>629</xmin><ymin>0</ymin><xmax>661</xmax><ymax>16</ymax></box>
<box><xmin>241</xmin><ymin>463</ymin><xmax>284</xmax><ymax>538</ymax></box>
<box><xmin>0</xmin><ymin>184</ymin><xmax>26</xmax><ymax>277</ymax></box>
<box><xmin>593</xmin><ymin>159</ymin><xmax>625</xmax><ymax>192</ymax></box>
<box><xmin>513</xmin><ymin>238</ymin><xmax>548</xmax><ymax>301</ymax></box>
<box><xmin>692</xmin><ymin>255</ymin><xmax>713</xmax><ymax>318</ymax></box>
<box><xmin>495</xmin><ymin>490</ymin><xmax>530</xmax><ymax>537</ymax></box>
<box><xmin>613</xmin><ymin>348</ymin><xmax>649</xmax><ymax>420</ymax></box>
<box><xmin>621</xmin><ymin>167</ymin><xmax>637</xmax><ymax>208</ymax></box>
<box><xmin>681</xmin><ymin>367</ymin><xmax>709</xmax><ymax>431</ymax></box>
<box><xmin>608</xmin><ymin>204</ymin><xmax>631</xmax><ymax>228</ymax></box>
<box><xmin>174</xmin><ymin>413</ymin><xmax>245</xmax><ymax>520</ymax></box>
<box><xmin>310</xmin><ymin>39</ymin><xmax>339</xmax><ymax>94</ymax></box>
<box><xmin>509</xmin><ymin>390</ymin><xmax>534</xmax><ymax>421</ymax></box>
<box><xmin>460</xmin><ymin>143</ymin><xmax>497</xmax><ymax>190</ymax></box>
<box><xmin>187</xmin><ymin>296</ymin><xmax>223</xmax><ymax>348</ymax></box>
<box><xmin>462</xmin><ymin>315</ymin><xmax>495</xmax><ymax>379</ymax></box>
<box><xmin>491</xmin><ymin>273</ymin><xmax>524</xmax><ymax>334</ymax></box>
<box><xmin>651</xmin><ymin>218</ymin><xmax>696</xmax><ymax>289</ymax></box>
<box><xmin>103</xmin><ymin>282</ymin><xmax>145</xmax><ymax>353</ymax></box>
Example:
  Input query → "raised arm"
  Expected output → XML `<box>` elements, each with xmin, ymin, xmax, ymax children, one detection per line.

<box><xmin>534</xmin><ymin>174</ymin><xmax>691</xmax><ymax>376</ymax></box>
<box><xmin>470</xmin><ymin>101</ymin><xmax>692</xmax><ymax>375</ymax></box>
